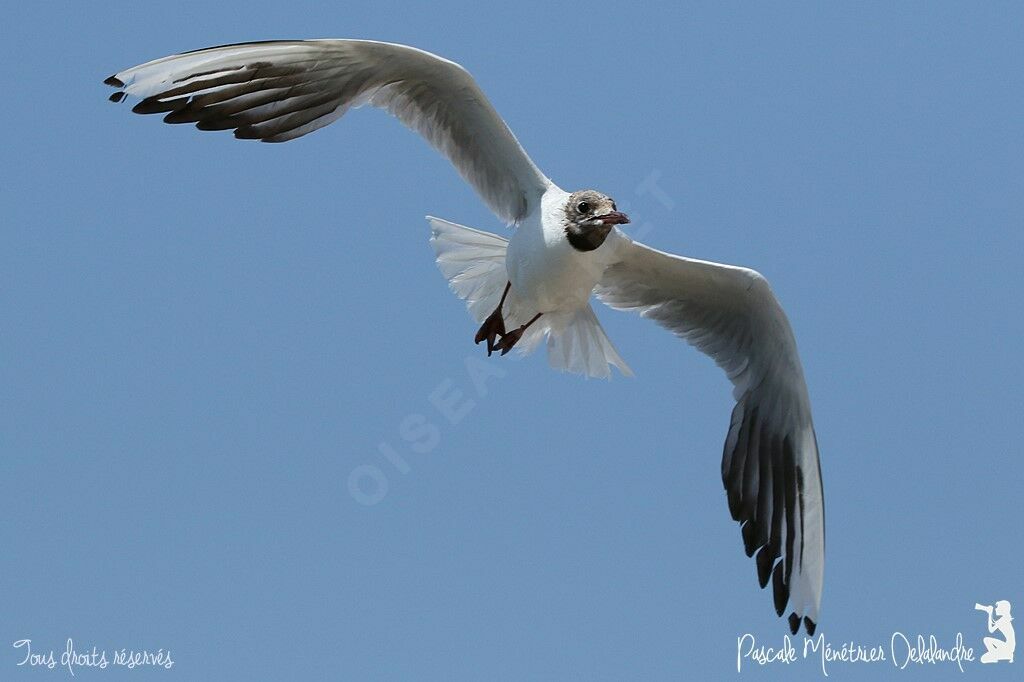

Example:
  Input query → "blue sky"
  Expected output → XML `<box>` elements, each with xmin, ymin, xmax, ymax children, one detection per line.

<box><xmin>2</xmin><ymin>1</ymin><xmax>1021</xmax><ymax>679</ymax></box>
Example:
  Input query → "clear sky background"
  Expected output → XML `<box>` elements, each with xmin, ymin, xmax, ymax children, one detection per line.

<box><xmin>2</xmin><ymin>1</ymin><xmax>1021</xmax><ymax>680</ymax></box>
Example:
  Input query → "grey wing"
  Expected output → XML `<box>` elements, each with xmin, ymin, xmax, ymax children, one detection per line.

<box><xmin>104</xmin><ymin>40</ymin><xmax>551</xmax><ymax>223</ymax></box>
<box><xmin>596</xmin><ymin>237</ymin><xmax>825</xmax><ymax>634</ymax></box>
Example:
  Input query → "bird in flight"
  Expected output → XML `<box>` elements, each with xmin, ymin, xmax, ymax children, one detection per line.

<box><xmin>105</xmin><ymin>39</ymin><xmax>824</xmax><ymax>634</ymax></box>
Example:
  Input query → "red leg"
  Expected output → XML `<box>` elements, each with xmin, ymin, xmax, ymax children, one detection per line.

<box><xmin>474</xmin><ymin>282</ymin><xmax>512</xmax><ymax>356</ymax></box>
<box><xmin>494</xmin><ymin>313</ymin><xmax>543</xmax><ymax>356</ymax></box>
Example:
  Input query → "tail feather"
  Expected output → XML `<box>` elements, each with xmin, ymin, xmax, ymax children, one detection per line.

<box><xmin>428</xmin><ymin>216</ymin><xmax>632</xmax><ymax>378</ymax></box>
<box><xmin>545</xmin><ymin>307</ymin><xmax>633</xmax><ymax>378</ymax></box>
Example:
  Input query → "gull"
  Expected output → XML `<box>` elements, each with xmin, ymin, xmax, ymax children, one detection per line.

<box><xmin>104</xmin><ymin>39</ymin><xmax>825</xmax><ymax>634</ymax></box>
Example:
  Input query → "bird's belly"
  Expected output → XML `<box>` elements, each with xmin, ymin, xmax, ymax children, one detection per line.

<box><xmin>506</xmin><ymin>227</ymin><xmax>604</xmax><ymax>313</ymax></box>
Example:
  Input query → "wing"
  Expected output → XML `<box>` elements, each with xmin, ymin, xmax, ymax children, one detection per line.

<box><xmin>104</xmin><ymin>40</ymin><xmax>552</xmax><ymax>223</ymax></box>
<box><xmin>596</xmin><ymin>237</ymin><xmax>825</xmax><ymax>635</ymax></box>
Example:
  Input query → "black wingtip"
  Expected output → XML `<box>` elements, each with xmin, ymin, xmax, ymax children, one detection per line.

<box><xmin>804</xmin><ymin>617</ymin><xmax>817</xmax><ymax>636</ymax></box>
<box><xmin>163</xmin><ymin>107</ymin><xmax>203</xmax><ymax>125</ymax></box>
<box><xmin>741</xmin><ymin>521</ymin><xmax>759</xmax><ymax>557</ymax></box>
<box><xmin>755</xmin><ymin>546</ymin><xmax>774</xmax><ymax>589</ymax></box>
<box><xmin>132</xmin><ymin>96</ymin><xmax>188</xmax><ymax>115</ymax></box>
<box><xmin>726</xmin><ymin>488</ymin><xmax>743</xmax><ymax>521</ymax></box>
<box><xmin>233</xmin><ymin>126</ymin><xmax>262</xmax><ymax>140</ymax></box>
<box><xmin>108</xmin><ymin>91</ymin><xmax>127</xmax><ymax>103</ymax></box>
<box><xmin>788</xmin><ymin>612</ymin><xmax>800</xmax><ymax>635</ymax></box>
<box><xmin>104</xmin><ymin>75</ymin><xmax>124</xmax><ymax>88</ymax></box>
<box><xmin>772</xmin><ymin>563</ymin><xmax>787</xmax><ymax>616</ymax></box>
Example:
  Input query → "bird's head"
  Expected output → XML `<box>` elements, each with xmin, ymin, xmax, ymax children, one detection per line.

<box><xmin>563</xmin><ymin>190</ymin><xmax>630</xmax><ymax>252</ymax></box>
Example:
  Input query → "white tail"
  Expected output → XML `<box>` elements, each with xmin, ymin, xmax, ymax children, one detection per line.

<box><xmin>428</xmin><ymin>217</ymin><xmax>632</xmax><ymax>379</ymax></box>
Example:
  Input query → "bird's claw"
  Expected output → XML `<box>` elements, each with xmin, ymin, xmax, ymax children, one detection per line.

<box><xmin>494</xmin><ymin>326</ymin><xmax>524</xmax><ymax>355</ymax></box>
<box><xmin>474</xmin><ymin>310</ymin><xmax>506</xmax><ymax>356</ymax></box>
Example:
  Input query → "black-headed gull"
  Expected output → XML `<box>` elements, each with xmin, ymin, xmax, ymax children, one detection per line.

<box><xmin>105</xmin><ymin>39</ymin><xmax>825</xmax><ymax>634</ymax></box>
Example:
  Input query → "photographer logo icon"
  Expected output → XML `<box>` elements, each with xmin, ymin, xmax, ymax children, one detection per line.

<box><xmin>975</xmin><ymin>600</ymin><xmax>1015</xmax><ymax>664</ymax></box>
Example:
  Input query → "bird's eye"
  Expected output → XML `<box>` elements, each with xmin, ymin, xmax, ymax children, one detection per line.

<box><xmin>577</xmin><ymin>201</ymin><xmax>591</xmax><ymax>214</ymax></box>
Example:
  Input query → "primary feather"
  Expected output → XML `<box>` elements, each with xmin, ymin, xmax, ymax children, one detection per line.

<box><xmin>596</xmin><ymin>238</ymin><xmax>825</xmax><ymax>634</ymax></box>
<box><xmin>105</xmin><ymin>40</ymin><xmax>551</xmax><ymax>224</ymax></box>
